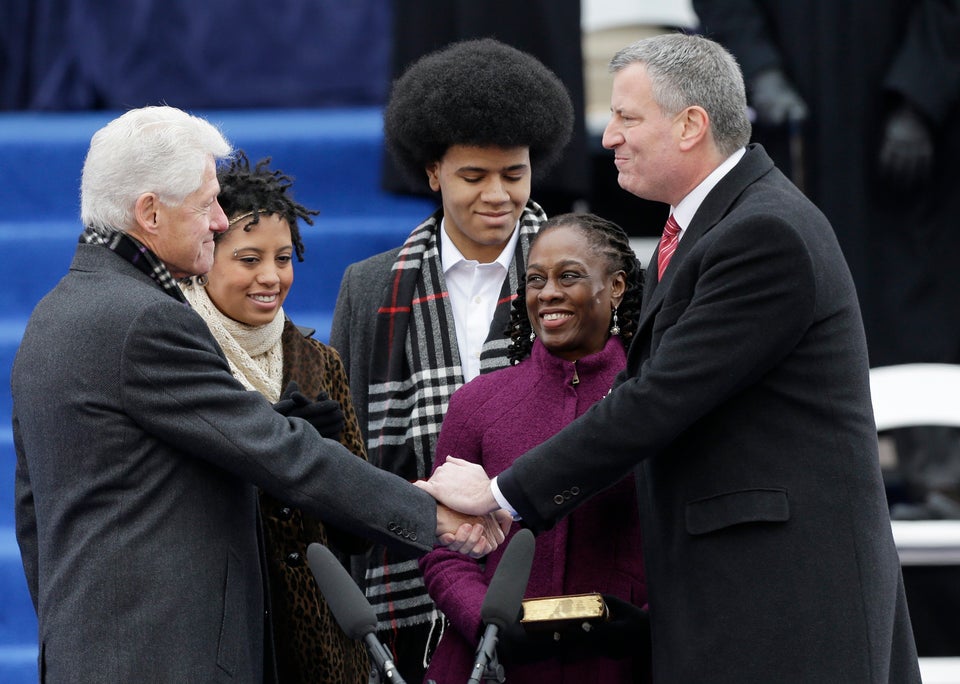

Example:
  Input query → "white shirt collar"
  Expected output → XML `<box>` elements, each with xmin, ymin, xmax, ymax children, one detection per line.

<box><xmin>439</xmin><ymin>217</ymin><xmax>521</xmax><ymax>272</ymax></box>
<box><xmin>670</xmin><ymin>147</ymin><xmax>746</xmax><ymax>235</ymax></box>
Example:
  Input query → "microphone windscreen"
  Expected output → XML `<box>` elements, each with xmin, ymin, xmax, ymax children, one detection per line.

<box><xmin>307</xmin><ymin>542</ymin><xmax>377</xmax><ymax>640</ymax></box>
<box><xmin>480</xmin><ymin>528</ymin><xmax>535</xmax><ymax>629</ymax></box>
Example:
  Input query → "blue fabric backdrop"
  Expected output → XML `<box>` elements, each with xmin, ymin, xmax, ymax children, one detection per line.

<box><xmin>0</xmin><ymin>0</ymin><xmax>392</xmax><ymax>110</ymax></box>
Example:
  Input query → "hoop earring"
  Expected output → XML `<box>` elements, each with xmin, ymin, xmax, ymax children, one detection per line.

<box><xmin>609</xmin><ymin>306</ymin><xmax>620</xmax><ymax>336</ymax></box>
<box><xmin>196</xmin><ymin>274</ymin><xmax>208</xmax><ymax>287</ymax></box>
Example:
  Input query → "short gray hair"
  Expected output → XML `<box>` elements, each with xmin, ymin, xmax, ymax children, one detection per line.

<box><xmin>610</xmin><ymin>33</ymin><xmax>751</xmax><ymax>156</ymax></box>
<box><xmin>80</xmin><ymin>106</ymin><xmax>233</xmax><ymax>230</ymax></box>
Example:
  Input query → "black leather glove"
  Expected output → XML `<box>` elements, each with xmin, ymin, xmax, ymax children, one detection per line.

<box><xmin>497</xmin><ymin>614</ymin><xmax>564</xmax><ymax>665</ymax></box>
<box><xmin>273</xmin><ymin>381</ymin><xmax>344</xmax><ymax>440</ymax></box>
<box><xmin>748</xmin><ymin>68</ymin><xmax>809</xmax><ymax>126</ymax></box>
<box><xmin>879</xmin><ymin>102</ymin><xmax>934</xmax><ymax>189</ymax></box>
<box><xmin>584</xmin><ymin>594</ymin><xmax>651</xmax><ymax>661</ymax></box>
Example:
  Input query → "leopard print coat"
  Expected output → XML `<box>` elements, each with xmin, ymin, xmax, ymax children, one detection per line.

<box><xmin>259</xmin><ymin>320</ymin><xmax>371</xmax><ymax>684</ymax></box>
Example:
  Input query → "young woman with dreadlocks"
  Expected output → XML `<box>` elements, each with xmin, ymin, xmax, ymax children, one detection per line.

<box><xmin>419</xmin><ymin>213</ymin><xmax>651</xmax><ymax>683</ymax></box>
<box><xmin>329</xmin><ymin>38</ymin><xmax>574</xmax><ymax>681</ymax></box>
<box><xmin>181</xmin><ymin>152</ymin><xmax>371</xmax><ymax>684</ymax></box>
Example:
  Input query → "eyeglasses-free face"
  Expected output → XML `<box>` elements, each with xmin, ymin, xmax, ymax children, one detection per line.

<box><xmin>204</xmin><ymin>212</ymin><xmax>294</xmax><ymax>327</ymax></box>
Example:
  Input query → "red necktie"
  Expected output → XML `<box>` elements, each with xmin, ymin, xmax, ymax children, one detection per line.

<box><xmin>657</xmin><ymin>214</ymin><xmax>681</xmax><ymax>280</ymax></box>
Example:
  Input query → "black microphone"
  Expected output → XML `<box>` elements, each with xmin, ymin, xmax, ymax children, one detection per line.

<box><xmin>468</xmin><ymin>528</ymin><xmax>535</xmax><ymax>684</ymax></box>
<box><xmin>306</xmin><ymin>543</ymin><xmax>406</xmax><ymax>684</ymax></box>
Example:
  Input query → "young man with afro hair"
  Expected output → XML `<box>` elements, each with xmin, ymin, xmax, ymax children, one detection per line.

<box><xmin>329</xmin><ymin>38</ymin><xmax>574</xmax><ymax>682</ymax></box>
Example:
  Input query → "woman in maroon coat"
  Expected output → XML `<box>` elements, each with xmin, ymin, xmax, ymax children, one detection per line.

<box><xmin>420</xmin><ymin>213</ymin><xmax>649</xmax><ymax>683</ymax></box>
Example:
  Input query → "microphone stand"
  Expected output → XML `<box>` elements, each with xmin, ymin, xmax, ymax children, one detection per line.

<box><xmin>466</xmin><ymin>529</ymin><xmax>536</xmax><ymax>684</ymax></box>
<box><xmin>467</xmin><ymin>623</ymin><xmax>506</xmax><ymax>683</ymax></box>
<box><xmin>363</xmin><ymin>633</ymin><xmax>406</xmax><ymax>684</ymax></box>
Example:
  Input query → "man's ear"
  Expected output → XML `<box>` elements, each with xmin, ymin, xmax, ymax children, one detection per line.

<box><xmin>426</xmin><ymin>162</ymin><xmax>441</xmax><ymax>192</ymax></box>
<box><xmin>676</xmin><ymin>106</ymin><xmax>710</xmax><ymax>152</ymax></box>
<box><xmin>133</xmin><ymin>192</ymin><xmax>161</xmax><ymax>234</ymax></box>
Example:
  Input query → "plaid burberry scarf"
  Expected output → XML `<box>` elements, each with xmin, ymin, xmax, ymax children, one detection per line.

<box><xmin>80</xmin><ymin>225</ymin><xmax>189</xmax><ymax>304</ymax></box>
<box><xmin>364</xmin><ymin>201</ymin><xmax>546</xmax><ymax>635</ymax></box>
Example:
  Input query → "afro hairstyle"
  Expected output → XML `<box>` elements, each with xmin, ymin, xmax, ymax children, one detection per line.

<box><xmin>383</xmin><ymin>38</ymin><xmax>574</xmax><ymax>193</ymax></box>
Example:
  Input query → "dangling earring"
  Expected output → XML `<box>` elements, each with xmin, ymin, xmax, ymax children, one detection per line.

<box><xmin>196</xmin><ymin>274</ymin><xmax>209</xmax><ymax>287</ymax></box>
<box><xmin>609</xmin><ymin>306</ymin><xmax>620</xmax><ymax>336</ymax></box>
<box><xmin>529</xmin><ymin>330</ymin><xmax>536</xmax><ymax>342</ymax></box>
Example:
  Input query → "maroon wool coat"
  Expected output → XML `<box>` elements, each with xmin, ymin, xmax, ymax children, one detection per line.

<box><xmin>420</xmin><ymin>337</ymin><xmax>647</xmax><ymax>684</ymax></box>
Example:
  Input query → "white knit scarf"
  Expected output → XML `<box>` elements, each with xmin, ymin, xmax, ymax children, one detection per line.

<box><xmin>182</xmin><ymin>281</ymin><xmax>285</xmax><ymax>402</ymax></box>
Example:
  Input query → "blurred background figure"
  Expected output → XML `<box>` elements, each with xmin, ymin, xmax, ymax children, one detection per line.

<box><xmin>420</xmin><ymin>213</ymin><xmax>650</xmax><ymax>684</ymax></box>
<box><xmin>181</xmin><ymin>152</ymin><xmax>371</xmax><ymax>684</ymax></box>
<box><xmin>692</xmin><ymin>0</ymin><xmax>960</xmax><ymax>373</ymax></box>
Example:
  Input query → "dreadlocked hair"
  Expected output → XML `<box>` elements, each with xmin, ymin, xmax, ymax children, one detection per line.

<box><xmin>216</xmin><ymin>151</ymin><xmax>319</xmax><ymax>262</ymax></box>
<box><xmin>507</xmin><ymin>213</ymin><xmax>645</xmax><ymax>365</ymax></box>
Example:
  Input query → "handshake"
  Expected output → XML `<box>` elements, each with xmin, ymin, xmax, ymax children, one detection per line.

<box><xmin>415</xmin><ymin>455</ymin><xmax>508</xmax><ymax>558</ymax></box>
<box><xmin>274</xmin><ymin>382</ymin><xmax>508</xmax><ymax>558</ymax></box>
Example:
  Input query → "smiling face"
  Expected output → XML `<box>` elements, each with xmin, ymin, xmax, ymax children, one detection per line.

<box><xmin>204</xmin><ymin>213</ymin><xmax>294</xmax><ymax>326</ymax></box>
<box><xmin>525</xmin><ymin>225</ymin><xmax>626</xmax><ymax>362</ymax></box>
<box><xmin>427</xmin><ymin>144</ymin><xmax>531</xmax><ymax>263</ymax></box>
<box><xmin>601</xmin><ymin>63</ymin><xmax>683</xmax><ymax>205</ymax></box>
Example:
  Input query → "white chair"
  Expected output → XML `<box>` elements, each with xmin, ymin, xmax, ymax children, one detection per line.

<box><xmin>871</xmin><ymin>363</ymin><xmax>960</xmax><ymax>563</ymax></box>
<box><xmin>870</xmin><ymin>363</ymin><xmax>960</xmax><ymax>681</ymax></box>
<box><xmin>871</xmin><ymin>363</ymin><xmax>960</xmax><ymax>433</ymax></box>
<box><xmin>871</xmin><ymin>363</ymin><xmax>960</xmax><ymax>564</ymax></box>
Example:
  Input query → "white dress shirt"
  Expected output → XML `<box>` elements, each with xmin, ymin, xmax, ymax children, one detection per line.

<box><xmin>440</xmin><ymin>219</ymin><xmax>521</xmax><ymax>382</ymax></box>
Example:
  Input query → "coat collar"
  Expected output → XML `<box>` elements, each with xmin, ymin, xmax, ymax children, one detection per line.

<box><xmin>638</xmin><ymin>144</ymin><xmax>776</xmax><ymax>334</ymax></box>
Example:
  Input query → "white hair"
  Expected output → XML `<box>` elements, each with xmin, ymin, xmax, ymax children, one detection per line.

<box><xmin>80</xmin><ymin>106</ymin><xmax>233</xmax><ymax>230</ymax></box>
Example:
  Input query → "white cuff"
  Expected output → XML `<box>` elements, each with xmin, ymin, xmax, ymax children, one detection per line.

<box><xmin>491</xmin><ymin>476</ymin><xmax>521</xmax><ymax>521</ymax></box>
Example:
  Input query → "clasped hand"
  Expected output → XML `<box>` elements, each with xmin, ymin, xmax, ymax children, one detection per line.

<box><xmin>416</xmin><ymin>456</ymin><xmax>512</xmax><ymax>558</ymax></box>
<box><xmin>435</xmin><ymin>503</ymin><xmax>512</xmax><ymax>559</ymax></box>
<box><xmin>414</xmin><ymin>455</ymin><xmax>501</xmax><ymax>515</ymax></box>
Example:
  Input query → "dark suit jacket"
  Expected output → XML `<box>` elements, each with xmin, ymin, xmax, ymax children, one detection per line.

<box><xmin>12</xmin><ymin>244</ymin><xmax>436</xmax><ymax>683</ymax></box>
<box><xmin>329</xmin><ymin>247</ymin><xmax>403</xmax><ymax>447</ymax></box>
<box><xmin>498</xmin><ymin>145</ymin><xmax>920</xmax><ymax>682</ymax></box>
